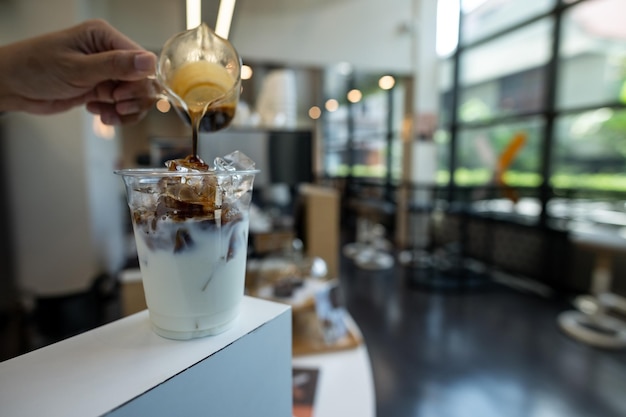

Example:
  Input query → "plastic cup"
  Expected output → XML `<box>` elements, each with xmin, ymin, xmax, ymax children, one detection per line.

<box><xmin>115</xmin><ymin>168</ymin><xmax>257</xmax><ymax>340</ymax></box>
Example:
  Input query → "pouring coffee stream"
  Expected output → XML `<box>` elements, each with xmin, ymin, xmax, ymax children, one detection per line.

<box><xmin>157</xmin><ymin>23</ymin><xmax>242</xmax><ymax>166</ymax></box>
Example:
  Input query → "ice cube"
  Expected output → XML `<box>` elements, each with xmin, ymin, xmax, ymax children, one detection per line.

<box><xmin>160</xmin><ymin>151</ymin><xmax>255</xmax><ymax>210</ymax></box>
<box><xmin>166</xmin><ymin>155</ymin><xmax>210</xmax><ymax>172</ymax></box>
<box><xmin>212</xmin><ymin>151</ymin><xmax>256</xmax><ymax>204</ymax></box>
<box><xmin>221</xmin><ymin>150</ymin><xmax>256</xmax><ymax>171</ymax></box>
<box><xmin>213</xmin><ymin>156</ymin><xmax>236</xmax><ymax>172</ymax></box>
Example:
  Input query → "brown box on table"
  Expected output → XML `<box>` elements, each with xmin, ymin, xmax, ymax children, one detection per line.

<box><xmin>253</xmin><ymin>230</ymin><xmax>296</xmax><ymax>255</ymax></box>
<box><xmin>298</xmin><ymin>184</ymin><xmax>340</xmax><ymax>279</ymax></box>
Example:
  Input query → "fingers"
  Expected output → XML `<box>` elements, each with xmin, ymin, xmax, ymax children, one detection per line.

<box><xmin>93</xmin><ymin>107</ymin><xmax>150</xmax><ymax>125</ymax></box>
<box><xmin>86</xmin><ymin>77</ymin><xmax>157</xmax><ymax>104</ymax></box>
<box><xmin>75</xmin><ymin>50</ymin><xmax>156</xmax><ymax>85</ymax></box>
<box><xmin>86</xmin><ymin>78</ymin><xmax>157</xmax><ymax>125</ymax></box>
<box><xmin>86</xmin><ymin>100</ymin><xmax>151</xmax><ymax>125</ymax></box>
<box><xmin>112</xmin><ymin>77</ymin><xmax>159</xmax><ymax>103</ymax></box>
<box><xmin>86</xmin><ymin>96</ymin><xmax>155</xmax><ymax>125</ymax></box>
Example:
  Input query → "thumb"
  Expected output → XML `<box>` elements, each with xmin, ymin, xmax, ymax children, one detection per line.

<box><xmin>78</xmin><ymin>50</ymin><xmax>156</xmax><ymax>84</ymax></box>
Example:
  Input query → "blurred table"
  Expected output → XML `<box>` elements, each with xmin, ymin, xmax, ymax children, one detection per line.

<box><xmin>569</xmin><ymin>222</ymin><xmax>626</xmax><ymax>294</ymax></box>
<box><xmin>247</xmin><ymin>261</ymin><xmax>376</xmax><ymax>416</ymax></box>
<box><xmin>560</xmin><ymin>222</ymin><xmax>626</xmax><ymax>349</ymax></box>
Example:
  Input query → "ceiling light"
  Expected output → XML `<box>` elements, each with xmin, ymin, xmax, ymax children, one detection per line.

<box><xmin>216</xmin><ymin>0</ymin><xmax>237</xmax><ymax>38</ymax></box>
<box><xmin>186</xmin><ymin>0</ymin><xmax>201</xmax><ymax>29</ymax></box>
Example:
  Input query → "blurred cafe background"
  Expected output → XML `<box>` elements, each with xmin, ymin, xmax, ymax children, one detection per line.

<box><xmin>1</xmin><ymin>1</ymin><xmax>626</xmax><ymax>416</ymax></box>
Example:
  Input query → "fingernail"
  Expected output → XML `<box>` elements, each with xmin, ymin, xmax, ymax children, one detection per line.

<box><xmin>101</xmin><ymin>113</ymin><xmax>120</xmax><ymax>125</ymax></box>
<box><xmin>134</xmin><ymin>52</ymin><xmax>156</xmax><ymax>73</ymax></box>
<box><xmin>117</xmin><ymin>101</ymin><xmax>141</xmax><ymax>115</ymax></box>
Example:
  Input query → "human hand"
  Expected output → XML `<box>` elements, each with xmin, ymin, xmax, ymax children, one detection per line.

<box><xmin>0</xmin><ymin>19</ymin><xmax>157</xmax><ymax>124</ymax></box>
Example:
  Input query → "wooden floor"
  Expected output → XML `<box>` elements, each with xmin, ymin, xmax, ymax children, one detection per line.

<box><xmin>339</xmin><ymin>255</ymin><xmax>626</xmax><ymax>417</ymax></box>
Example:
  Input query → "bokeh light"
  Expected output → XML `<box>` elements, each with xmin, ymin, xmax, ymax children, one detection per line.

<box><xmin>156</xmin><ymin>98</ymin><xmax>171</xmax><ymax>113</ymax></box>
<box><xmin>325</xmin><ymin>99</ymin><xmax>339</xmax><ymax>112</ymax></box>
<box><xmin>241</xmin><ymin>64</ymin><xmax>253</xmax><ymax>80</ymax></box>
<box><xmin>309</xmin><ymin>106</ymin><xmax>322</xmax><ymax>119</ymax></box>
<box><xmin>347</xmin><ymin>89</ymin><xmax>363</xmax><ymax>103</ymax></box>
<box><xmin>378</xmin><ymin>75</ymin><xmax>396</xmax><ymax>90</ymax></box>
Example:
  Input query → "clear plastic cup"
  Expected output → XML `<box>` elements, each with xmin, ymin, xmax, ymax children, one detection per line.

<box><xmin>116</xmin><ymin>168</ymin><xmax>257</xmax><ymax>339</ymax></box>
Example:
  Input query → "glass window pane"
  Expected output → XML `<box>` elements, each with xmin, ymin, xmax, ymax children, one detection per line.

<box><xmin>352</xmin><ymin>141</ymin><xmax>388</xmax><ymax>178</ymax></box>
<box><xmin>435</xmin><ymin>128</ymin><xmax>451</xmax><ymax>185</ymax></box>
<box><xmin>458</xmin><ymin>19</ymin><xmax>552</xmax><ymax>122</ymax></box>
<box><xmin>390</xmin><ymin>136</ymin><xmax>404</xmax><ymax>181</ymax></box>
<box><xmin>558</xmin><ymin>0</ymin><xmax>626</xmax><ymax>109</ymax></box>
<box><xmin>551</xmin><ymin>108</ymin><xmax>626</xmax><ymax>191</ymax></box>
<box><xmin>325</xmin><ymin>151</ymin><xmax>349</xmax><ymax>177</ymax></box>
<box><xmin>438</xmin><ymin>58</ymin><xmax>454</xmax><ymax>126</ymax></box>
<box><xmin>454</xmin><ymin>118</ymin><xmax>544</xmax><ymax>187</ymax></box>
<box><xmin>322</xmin><ymin>71</ymin><xmax>407</xmax><ymax>179</ymax></box>
<box><xmin>461</xmin><ymin>0</ymin><xmax>554</xmax><ymax>45</ymax></box>
<box><xmin>353</xmin><ymin>88</ymin><xmax>389</xmax><ymax>137</ymax></box>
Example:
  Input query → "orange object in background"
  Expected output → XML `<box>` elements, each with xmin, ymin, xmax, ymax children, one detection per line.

<box><xmin>495</xmin><ymin>132</ymin><xmax>527</xmax><ymax>203</ymax></box>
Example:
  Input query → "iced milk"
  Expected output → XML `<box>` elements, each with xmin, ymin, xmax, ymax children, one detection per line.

<box><xmin>117</xmin><ymin>153</ymin><xmax>257</xmax><ymax>339</ymax></box>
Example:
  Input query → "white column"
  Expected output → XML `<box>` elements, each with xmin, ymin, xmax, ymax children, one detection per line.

<box><xmin>401</xmin><ymin>0</ymin><xmax>441</xmax><ymax>249</ymax></box>
<box><xmin>2</xmin><ymin>0</ymin><xmax>99</xmax><ymax>298</ymax></box>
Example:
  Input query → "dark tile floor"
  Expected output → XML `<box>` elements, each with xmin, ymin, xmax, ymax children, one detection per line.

<box><xmin>339</xmin><ymin>255</ymin><xmax>626</xmax><ymax>417</ymax></box>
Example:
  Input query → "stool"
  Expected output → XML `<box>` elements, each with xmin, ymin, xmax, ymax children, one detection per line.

<box><xmin>342</xmin><ymin>199</ymin><xmax>395</xmax><ymax>270</ymax></box>
<box><xmin>558</xmin><ymin>226</ymin><xmax>626</xmax><ymax>349</ymax></box>
<box><xmin>558</xmin><ymin>293</ymin><xmax>626</xmax><ymax>349</ymax></box>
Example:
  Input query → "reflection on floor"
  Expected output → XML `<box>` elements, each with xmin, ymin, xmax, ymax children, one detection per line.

<box><xmin>339</xmin><ymin>257</ymin><xmax>626</xmax><ymax>417</ymax></box>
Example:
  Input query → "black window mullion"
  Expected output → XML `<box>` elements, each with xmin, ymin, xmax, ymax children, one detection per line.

<box><xmin>448</xmin><ymin>7</ymin><xmax>463</xmax><ymax>203</ymax></box>
<box><xmin>538</xmin><ymin>2</ymin><xmax>567</xmax><ymax>228</ymax></box>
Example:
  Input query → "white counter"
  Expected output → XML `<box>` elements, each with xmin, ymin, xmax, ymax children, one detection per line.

<box><xmin>0</xmin><ymin>296</ymin><xmax>292</xmax><ymax>417</ymax></box>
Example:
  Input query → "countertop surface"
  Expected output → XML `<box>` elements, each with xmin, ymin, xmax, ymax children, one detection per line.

<box><xmin>0</xmin><ymin>296</ymin><xmax>290</xmax><ymax>417</ymax></box>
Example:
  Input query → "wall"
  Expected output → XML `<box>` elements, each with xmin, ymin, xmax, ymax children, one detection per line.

<box><xmin>98</xmin><ymin>0</ymin><xmax>185</xmax><ymax>51</ymax></box>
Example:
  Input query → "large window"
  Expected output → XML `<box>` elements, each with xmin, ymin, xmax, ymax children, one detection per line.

<box><xmin>461</xmin><ymin>0</ymin><xmax>553</xmax><ymax>45</ymax></box>
<box><xmin>455</xmin><ymin>118</ymin><xmax>543</xmax><ymax>187</ymax></box>
<box><xmin>322</xmin><ymin>67</ymin><xmax>409</xmax><ymax>181</ymax></box>
<box><xmin>459</xmin><ymin>19</ymin><xmax>552</xmax><ymax>122</ymax></box>
<box><xmin>439</xmin><ymin>0</ymin><xmax>626</xmax><ymax>223</ymax></box>
<box><xmin>552</xmin><ymin>108</ymin><xmax>626</xmax><ymax>191</ymax></box>
<box><xmin>558</xmin><ymin>1</ymin><xmax>626</xmax><ymax>109</ymax></box>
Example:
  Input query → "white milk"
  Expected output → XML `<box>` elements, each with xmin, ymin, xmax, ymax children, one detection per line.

<box><xmin>133</xmin><ymin>215</ymin><xmax>249</xmax><ymax>339</ymax></box>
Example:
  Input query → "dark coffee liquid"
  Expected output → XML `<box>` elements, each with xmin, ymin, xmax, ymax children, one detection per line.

<box><xmin>196</xmin><ymin>105</ymin><xmax>236</xmax><ymax>132</ymax></box>
<box><xmin>187</xmin><ymin>105</ymin><xmax>236</xmax><ymax>157</ymax></box>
